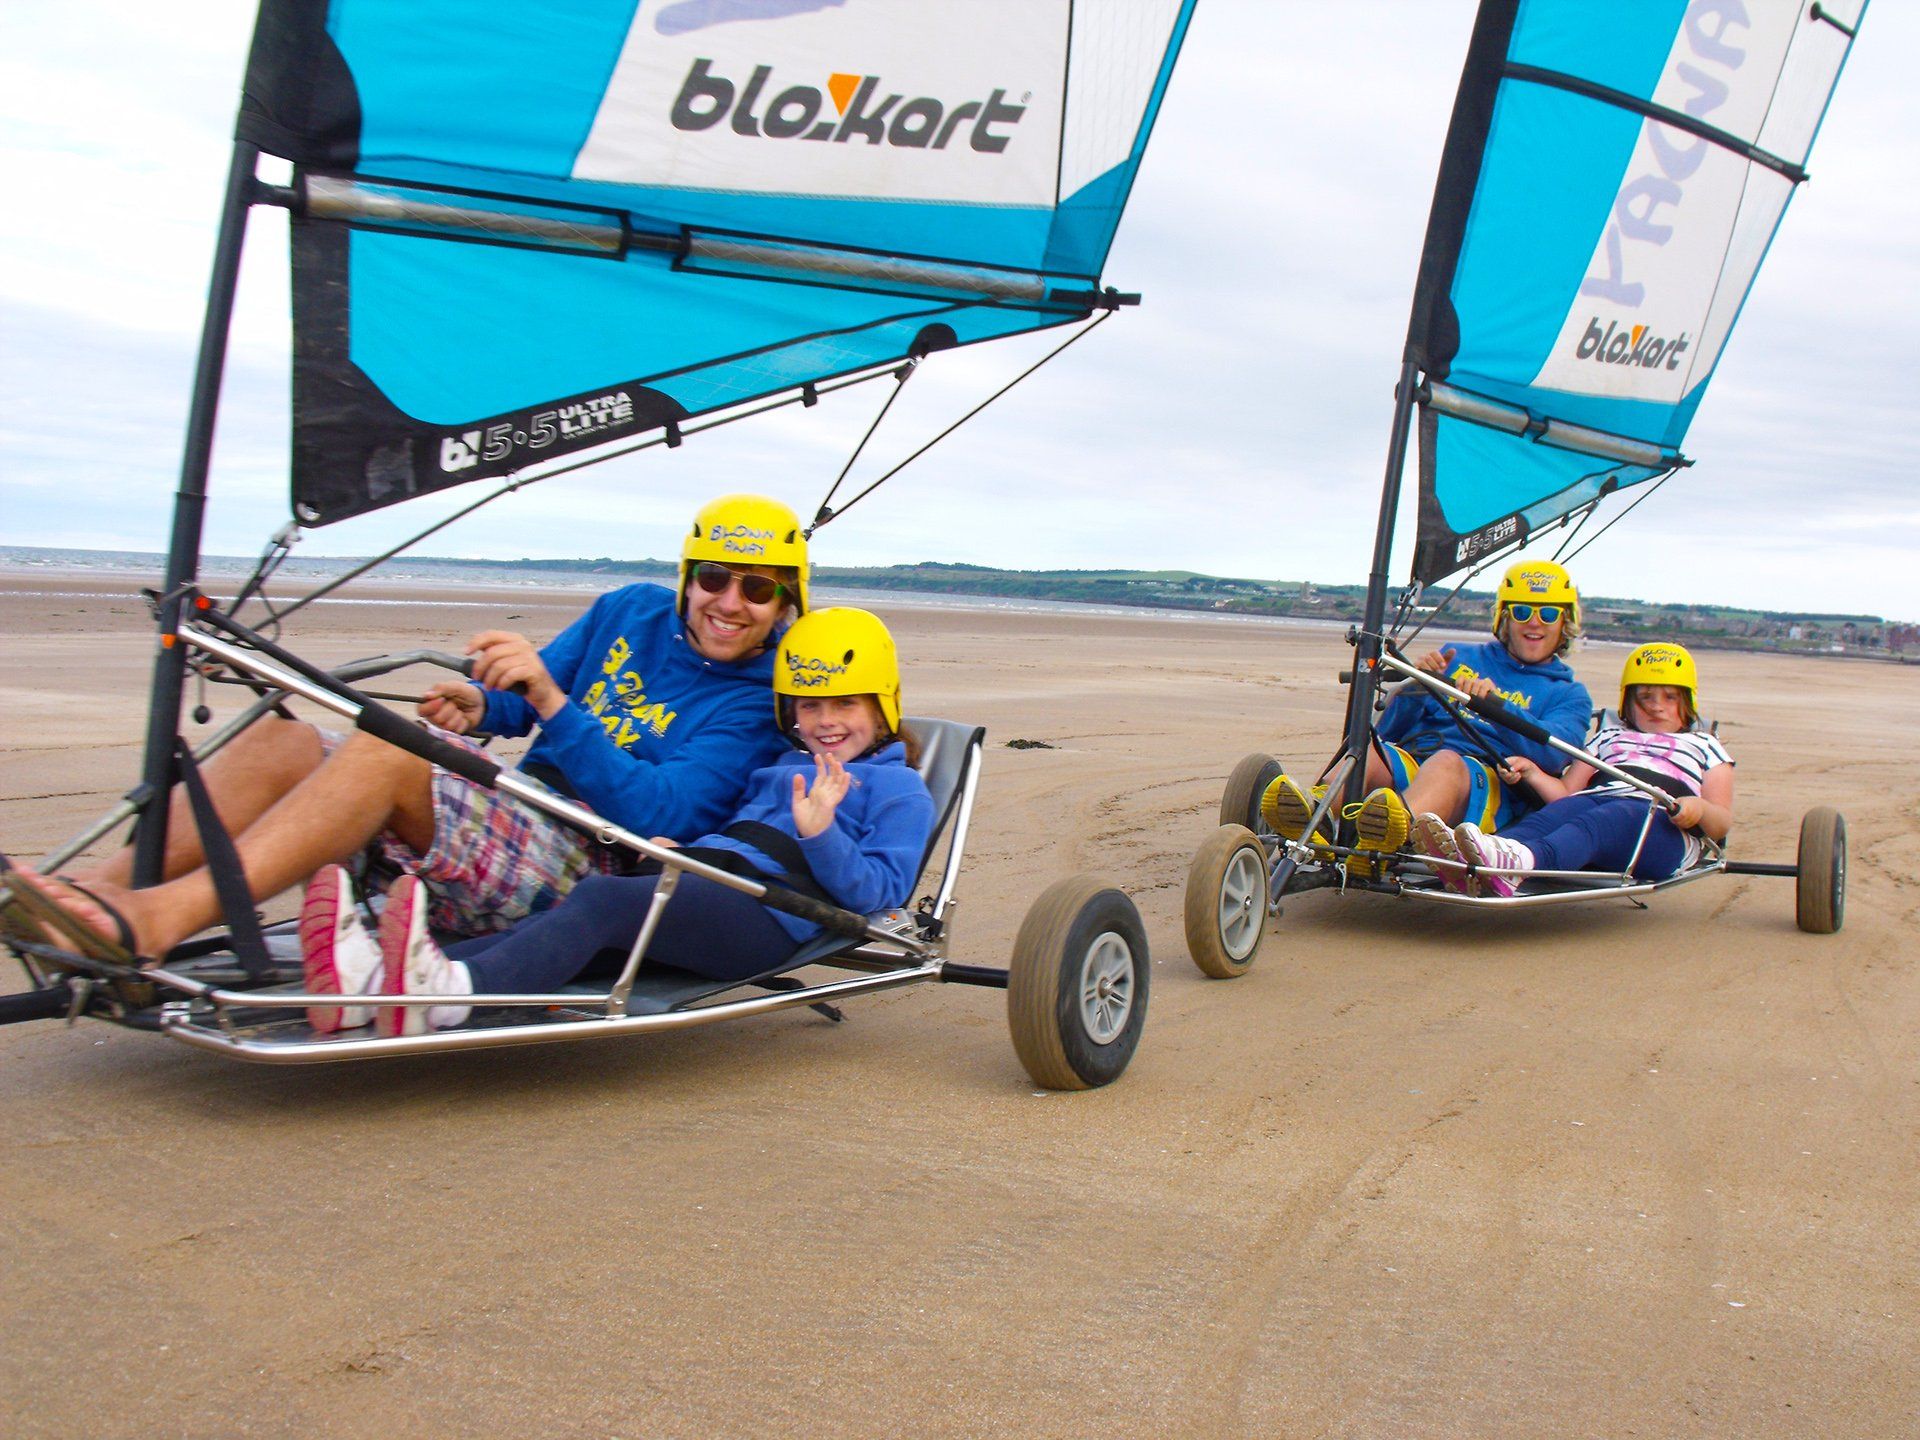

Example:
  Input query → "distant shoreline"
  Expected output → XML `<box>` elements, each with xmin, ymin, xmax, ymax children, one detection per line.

<box><xmin>1</xmin><ymin>546</ymin><xmax>1910</xmax><ymax>663</ymax></box>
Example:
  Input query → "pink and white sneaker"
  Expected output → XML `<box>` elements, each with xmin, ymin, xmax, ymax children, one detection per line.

<box><xmin>1455</xmin><ymin>824</ymin><xmax>1536</xmax><ymax>899</ymax></box>
<box><xmin>1411</xmin><ymin>812</ymin><xmax>1476</xmax><ymax>896</ymax></box>
<box><xmin>299</xmin><ymin>864</ymin><xmax>383</xmax><ymax>1033</ymax></box>
<box><xmin>376</xmin><ymin>875</ymin><xmax>472</xmax><ymax>1037</ymax></box>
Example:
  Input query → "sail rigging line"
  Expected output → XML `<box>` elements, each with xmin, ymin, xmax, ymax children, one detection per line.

<box><xmin>1501</xmin><ymin>63</ymin><xmax>1810</xmax><ymax>184</ymax></box>
<box><xmin>805</xmin><ymin>307</ymin><xmax>1118</xmax><ymax>534</ymax></box>
<box><xmin>252</xmin><ymin>364</ymin><xmax>908</xmax><ymax>626</ymax></box>
<box><xmin>1552</xmin><ymin>466</ymin><xmax>1681</xmax><ymax>571</ymax></box>
<box><xmin>809</xmin><ymin>358</ymin><xmax>921</xmax><ymax>534</ymax></box>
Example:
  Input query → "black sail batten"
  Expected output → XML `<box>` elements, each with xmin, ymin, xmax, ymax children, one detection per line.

<box><xmin>1501</xmin><ymin>63</ymin><xmax>1809</xmax><ymax>184</ymax></box>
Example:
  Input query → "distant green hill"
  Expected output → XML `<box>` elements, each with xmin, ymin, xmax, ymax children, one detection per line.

<box><xmin>445</xmin><ymin>555</ymin><xmax>1906</xmax><ymax>657</ymax></box>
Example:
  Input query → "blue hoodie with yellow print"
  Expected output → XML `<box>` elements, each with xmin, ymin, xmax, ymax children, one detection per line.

<box><xmin>1376</xmin><ymin>639</ymin><xmax>1592</xmax><ymax>776</ymax></box>
<box><xmin>479</xmin><ymin>583</ymin><xmax>784</xmax><ymax>840</ymax></box>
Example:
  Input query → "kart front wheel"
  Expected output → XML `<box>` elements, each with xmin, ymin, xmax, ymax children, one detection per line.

<box><xmin>1795</xmin><ymin>807</ymin><xmax>1847</xmax><ymax>934</ymax></box>
<box><xmin>1220</xmin><ymin>752</ymin><xmax>1282</xmax><ymax>833</ymax></box>
<box><xmin>1184</xmin><ymin>823</ymin><xmax>1269</xmax><ymax>978</ymax></box>
<box><xmin>1008</xmin><ymin>875</ymin><xmax>1149</xmax><ymax>1090</ymax></box>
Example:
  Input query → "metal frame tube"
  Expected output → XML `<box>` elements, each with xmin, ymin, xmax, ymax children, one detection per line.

<box><xmin>131</xmin><ymin>141</ymin><xmax>262</xmax><ymax>887</ymax></box>
<box><xmin>158</xmin><ymin>961</ymin><xmax>947</xmax><ymax>1064</ymax></box>
<box><xmin>606</xmin><ymin>866</ymin><xmax>680</xmax><ymax>1014</ymax></box>
<box><xmin>1340</xmin><ymin>360</ymin><xmax>1422</xmax><ymax>818</ymax></box>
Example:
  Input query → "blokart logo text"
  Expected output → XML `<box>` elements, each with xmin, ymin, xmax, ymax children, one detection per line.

<box><xmin>1574</xmin><ymin>316</ymin><xmax>1692</xmax><ymax>371</ymax></box>
<box><xmin>671</xmin><ymin>58</ymin><xmax>1027</xmax><ymax>152</ymax></box>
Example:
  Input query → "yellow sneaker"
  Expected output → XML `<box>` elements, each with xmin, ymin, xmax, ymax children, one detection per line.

<box><xmin>1346</xmin><ymin>787</ymin><xmax>1411</xmax><ymax>854</ymax></box>
<box><xmin>1260</xmin><ymin>775</ymin><xmax>1330</xmax><ymax>845</ymax></box>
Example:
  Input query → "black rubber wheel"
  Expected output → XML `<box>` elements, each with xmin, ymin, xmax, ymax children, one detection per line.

<box><xmin>1221</xmin><ymin>752</ymin><xmax>1282</xmax><ymax>832</ymax></box>
<box><xmin>1795</xmin><ymin>807</ymin><xmax>1847</xmax><ymax>934</ymax></box>
<box><xmin>1008</xmin><ymin>875</ymin><xmax>1149</xmax><ymax>1090</ymax></box>
<box><xmin>1184</xmin><ymin>824</ymin><xmax>1269</xmax><ymax>979</ymax></box>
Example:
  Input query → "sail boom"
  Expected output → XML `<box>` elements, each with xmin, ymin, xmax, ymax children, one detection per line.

<box><xmin>303</xmin><ymin>175</ymin><xmax>1066</xmax><ymax>304</ymax></box>
<box><xmin>1424</xmin><ymin>382</ymin><xmax>1680</xmax><ymax>470</ymax></box>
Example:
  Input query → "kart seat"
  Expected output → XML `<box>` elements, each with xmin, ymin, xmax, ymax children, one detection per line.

<box><xmin>614</xmin><ymin>716</ymin><xmax>987</xmax><ymax>1015</ymax></box>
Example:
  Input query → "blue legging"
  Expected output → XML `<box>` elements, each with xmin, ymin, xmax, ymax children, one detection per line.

<box><xmin>448</xmin><ymin>871</ymin><xmax>797</xmax><ymax>994</ymax></box>
<box><xmin>1501</xmin><ymin>793</ymin><xmax>1686</xmax><ymax>879</ymax></box>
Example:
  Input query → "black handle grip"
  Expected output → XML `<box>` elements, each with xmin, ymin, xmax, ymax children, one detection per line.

<box><xmin>752</xmin><ymin>885</ymin><xmax>871</xmax><ymax>939</ymax></box>
<box><xmin>356</xmin><ymin>702</ymin><xmax>502</xmax><ymax>787</ymax></box>
<box><xmin>1463</xmin><ymin>691</ymin><xmax>1552</xmax><ymax>745</ymax></box>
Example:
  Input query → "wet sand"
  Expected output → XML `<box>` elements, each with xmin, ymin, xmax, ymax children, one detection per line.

<box><xmin>1</xmin><ymin>574</ymin><xmax>1915</xmax><ymax>1438</ymax></box>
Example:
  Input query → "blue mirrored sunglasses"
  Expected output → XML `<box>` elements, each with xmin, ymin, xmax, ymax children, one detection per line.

<box><xmin>1507</xmin><ymin>603</ymin><xmax>1562</xmax><ymax>623</ymax></box>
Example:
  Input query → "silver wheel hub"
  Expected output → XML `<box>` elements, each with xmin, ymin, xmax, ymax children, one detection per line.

<box><xmin>1078</xmin><ymin>931</ymin><xmax>1135</xmax><ymax>1045</ymax></box>
<box><xmin>1217</xmin><ymin>846</ymin><xmax>1265</xmax><ymax>960</ymax></box>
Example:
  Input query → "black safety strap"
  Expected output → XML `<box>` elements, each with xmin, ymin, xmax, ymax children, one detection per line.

<box><xmin>174</xmin><ymin>740</ymin><xmax>272</xmax><ymax>982</ymax></box>
<box><xmin>720</xmin><ymin>821</ymin><xmax>832</xmax><ymax>905</ymax></box>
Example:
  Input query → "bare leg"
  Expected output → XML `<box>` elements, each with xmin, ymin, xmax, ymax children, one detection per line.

<box><xmin>1403</xmin><ymin>749</ymin><xmax>1472</xmax><ymax>825</ymax></box>
<box><xmin>37</xmin><ymin>732</ymin><xmax>438</xmax><ymax>959</ymax></box>
<box><xmin>82</xmin><ymin>716</ymin><xmax>327</xmax><ymax>887</ymax></box>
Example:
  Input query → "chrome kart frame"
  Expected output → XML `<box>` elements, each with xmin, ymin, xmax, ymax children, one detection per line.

<box><xmin>11</xmin><ymin>616</ymin><xmax>1000</xmax><ymax>1064</ymax></box>
<box><xmin>1259</xmin><ymin>649</ymin><xmax>1747</xmax><ymax>912</ymax></box>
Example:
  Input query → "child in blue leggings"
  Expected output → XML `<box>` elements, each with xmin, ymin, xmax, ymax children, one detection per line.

<box><xmin>299</xmin><ymin>608</ymin><xmax>934</xmax><ymax>1035</ymax></box>
<box><xmin>1413</xmin><ymin>643</ymin><xmax>1734</xmax><ymax>897</ymax></box>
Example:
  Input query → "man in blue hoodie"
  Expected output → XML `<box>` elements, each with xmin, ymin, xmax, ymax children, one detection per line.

<box><xmin>1263</xmin><ymin>560</ymin><xmax>1593</xmax><ymax>857</ymax></box>
<box><xmin>27</xmin><ymin>494</ymin><xmax>808</xmax><ymax>960</ymax></box>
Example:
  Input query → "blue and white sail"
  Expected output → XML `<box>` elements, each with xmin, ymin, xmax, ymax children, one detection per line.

<box><xmin>1403</xmin><ymin>0</ymin><xmax>1865</xmax><ymax>584</ymax></box>
<box><xmin>238</xmin><ymin>0</ymin><xmax>1196</xmax><ymax>525</ymax></box>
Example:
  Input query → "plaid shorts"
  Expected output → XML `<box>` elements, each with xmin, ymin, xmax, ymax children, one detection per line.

<box><xmin>318</xmin><ymin>728</ymin><xmax>624</xmax><ymax>936</ymax></box>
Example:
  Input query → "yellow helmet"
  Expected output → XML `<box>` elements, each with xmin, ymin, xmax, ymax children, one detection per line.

<box><xmin>773</xmin><ymin>607</ymin><xmax>903</xmax><ymax>734</ymax></box>
<box><xmin>679</xmin><ymin>493</ymin><xmax>809</xmax><ymax>615</ymax></box>
<box><xmin>1620</xmin><ymin>641</ymin><xmax>1699</xmax><ymax>716</ymax></box>
<box><xmin>1492</xmin><ymin>559</ymin><xmax>1580</xmax><ymax>647</ymax></box>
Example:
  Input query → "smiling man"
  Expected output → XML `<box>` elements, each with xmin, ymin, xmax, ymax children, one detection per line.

<box><xmin>1263</xmin><ymin>560</ymin><xmax>1595</xmax><ymax>857</ymax></box>
<box><xmin>18</xmin><ymin>493</ymin><xmax>808</xmax><ymax>961</ymax></box>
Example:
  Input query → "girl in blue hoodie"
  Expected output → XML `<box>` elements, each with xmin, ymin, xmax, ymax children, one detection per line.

<box><xmin>304</xmin><ymin>609</ymin><xmax>936</xmax><ymax>1034</ymax></box>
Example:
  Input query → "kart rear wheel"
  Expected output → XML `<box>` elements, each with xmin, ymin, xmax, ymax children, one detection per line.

<box><xmin>1008</xmin><ymin>875</ymin><xmax>1149</xmax><ymax>1091</ymax></box>
<box><xmin>1220</xmin><ymin>752</ymin><xmax>1282</xmax><ymax>833</ymax></box>
<box><xmin>1184</xmin><ymin>823</ymin><xmax>1269</xmax><ymax>978</ymax></box>
<box><xmin>1795</xmin><ymin>807</ymin><xmax>1847</xmax><ymax>934</ymax></box>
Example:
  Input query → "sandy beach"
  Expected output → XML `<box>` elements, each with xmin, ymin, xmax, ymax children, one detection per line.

<box><xmin>1</xmin><ymin>573</ymin><xmax>1915</xmax><ymax>1438</ymax></box>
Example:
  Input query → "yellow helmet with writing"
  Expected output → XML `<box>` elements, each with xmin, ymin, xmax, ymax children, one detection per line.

<box><xmin>1620</xmin><ymin>641</ymin><xmax>1699</xmax><ymax>717</ymax></box>
<box><xmin>679</xmin><ymin>493</ymin><xmax>809</xmax><ymax>615</ymax></box>
<box><xmin>1492</xmin><ymin>559</ymin><xmax>1580</xmax><ymax>651</ymax></box>
<box><xmin>773</xmin><ymin>607</ymin><xmax>902</xmax><ymax>735</ymax></box>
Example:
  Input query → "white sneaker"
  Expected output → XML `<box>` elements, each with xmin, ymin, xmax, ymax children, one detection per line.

<box><xmin>1411</xmin><ymin>812</ymin><xmax>1475</xmax><ymax>896</ymax></box>
<box><xmin>299</xmin><ymin>865</ymin><xmax>383</xmax><ymax>1033</ymax></box>
<box><xmin>376</xmin><ymin>875</ymin><xmax>472</xmax><ymax>1036</ymax></box>
<box><xmin>1456</xmin><ymin>824</ymin><xmax>1536</xmax><ymax>899</ymax></box>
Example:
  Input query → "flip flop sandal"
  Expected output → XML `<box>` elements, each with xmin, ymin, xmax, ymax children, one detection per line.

<box><xmin>0</xmin><ymin>856</ymin><xmax>139</xmax><ymax>966</ymax></box>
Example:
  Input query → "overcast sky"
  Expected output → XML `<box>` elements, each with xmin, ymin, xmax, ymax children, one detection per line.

<box><xmin>2</xmin><ymin>1</ymin><xmax>1914</xmax><ymax>618</ymax></box>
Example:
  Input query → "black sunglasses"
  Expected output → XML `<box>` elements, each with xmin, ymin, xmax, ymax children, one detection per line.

<box><xmin>692</xmin><ymin>561</ymin><xmax>784</xmax><ymax>606</ymax></box>
<box><xmin>1507</xmin><ymin>603</ymin><xmax>1563</xmax><ymax>623</ymax></box>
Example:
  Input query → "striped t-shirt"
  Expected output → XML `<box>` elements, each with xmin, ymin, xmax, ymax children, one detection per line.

<box><xmin>1589</xmin><ymin>725</ymin><xmax>1733</xmax><ymax>800</ymax></box>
